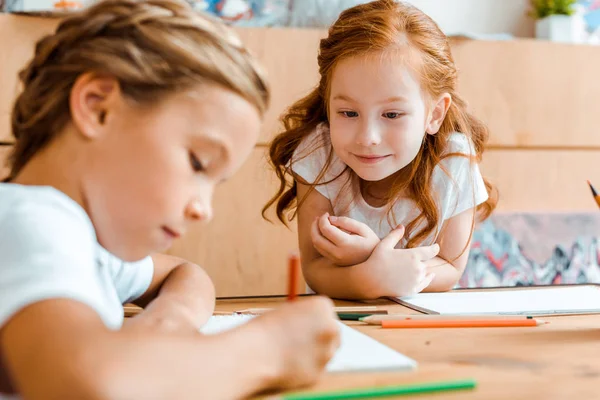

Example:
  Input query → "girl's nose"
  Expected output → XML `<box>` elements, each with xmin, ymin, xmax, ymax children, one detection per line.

<box><xmin>356</xmin><ymin>122</ymin><xmax>382</xmax><ymax>146</ymax></box>
<box><xmin>185</xmin><ymin>198</ymin><xmax>213</xmax><ymax>222</ymax></box>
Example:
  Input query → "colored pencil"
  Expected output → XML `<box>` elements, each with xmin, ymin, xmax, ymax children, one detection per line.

<box><xmin>381</xmin><ymin>319</ymin><xmax>546</xmax><ymax>328</ymax></box>
<box><xmin>236</xmin><ymin>306</ymin><xmax>385</xmax><ymax>315</ymax></box>
<box><xmin>287</xmin><ymin>252</ymin><xmax>300</xmax><ymax>301</ymax></box>
<box><xmin>279</xmin><ymin>379</ymin><xmax>477</xmax><ymax>400</ymax></box>
<box><xmin>123</xmin><ymin>305</ymin><xmax>232</xmax><ymax>318</ymax></box>
<box><xmin>360</xmin><ymin>314</ymin><xmax>534</xmax><ymax>325</ymax></box>
<box><xmin>337</xmin><ymin>313</ymin><xmax>378</xmax><ymax>321</ymax></box>
<box><xmin>588</xmin><ymin>180</ymin><xmax>600</xmax><ymax>209</ymax></box>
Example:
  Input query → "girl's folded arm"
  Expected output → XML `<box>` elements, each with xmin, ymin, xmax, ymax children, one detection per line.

<box><xmin>296</xmin><ymin>181</ymin><xmax>379</xmax><ymax>300</ymax></box>
<box><xmin>424</xmin><ymin>208</ymin><xmax>476</xmax><ymax>292</ymax></box>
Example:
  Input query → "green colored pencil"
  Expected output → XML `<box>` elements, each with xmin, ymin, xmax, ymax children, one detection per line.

<box><xmin>336</xmin><ymin>312</ymin><xmax>374</xmax><ymax>321</ymax></box>
<box><xmin>281</xmin><ymin>379</ymin><xmax>477</xmax><ymax>400</ymax></box>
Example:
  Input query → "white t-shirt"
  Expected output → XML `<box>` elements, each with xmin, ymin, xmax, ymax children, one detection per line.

<box><xmin>0</xmin><ymin>183</ymin><xmax>154</xmax><ymax>332</ymax></box>
<box><xmin>290</xmin><ymin>124</ymin><xmax>489</xmax><ymax>246</ymax></box>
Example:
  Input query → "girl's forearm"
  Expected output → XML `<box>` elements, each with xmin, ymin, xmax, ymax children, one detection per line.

<box><xmin>74</xmin><ymin>324</ymin><xmax>279</xmax><ymax>400</ymax></box>
<box><xmin>424</xmin><ymin>256</ymin><xmax>462</xmax><ymax>292</ymax></box>
<box><xmin>151</xmin><ymin>262</ymin><xmax>216</xmax><ymax>327</ymax></box>
<box><xmin>303</xmin><ymin>257</ymin><xmax>379</xmax><ymax>300</ymax></box>
<box><xmin>111</xmin><ymin>324</ymin><xmax>278</xmax><ymax>399</ymax></box>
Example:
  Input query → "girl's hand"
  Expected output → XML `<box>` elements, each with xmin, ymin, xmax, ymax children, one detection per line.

<box><xmin>367</xmin><ymin>225</ymin><xmax>440</xmax><ymax>297</ymax></box>
<box><xmin>311</xmin><ymin>213</ymin><xmax>380</xmax><ymax>266</ymax></box>
<box><xmin>247</xmin><ymin>296</ymin><xmax>340</xmax><ymax>390</ymax></box>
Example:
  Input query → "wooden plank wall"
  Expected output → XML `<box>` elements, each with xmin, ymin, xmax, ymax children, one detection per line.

<box><xmin>450</xmin><ymin>39</ymin><xmax>600</xmax><ymax>211</ymax></box>
<box><xmin>2</xmin><ymin>14</ymin><xmax>599</xmax><ymax>296</ymax></box>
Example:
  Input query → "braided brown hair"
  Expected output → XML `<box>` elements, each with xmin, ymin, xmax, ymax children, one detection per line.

<box><xmin>6</xmin><ymin>0</ymin><xmax>269</xmax><ymax>181</ymax></box>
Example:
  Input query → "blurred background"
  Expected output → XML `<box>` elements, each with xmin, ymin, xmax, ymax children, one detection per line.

<box><xmin>3</xmin><ymin>0</ymin><xmax>600</xmax><ymax>44</ymax></box>
<box><xmin>2</xmin><ymin>1</ymin><xmax>600</xmax><ymax>295</ymax></box>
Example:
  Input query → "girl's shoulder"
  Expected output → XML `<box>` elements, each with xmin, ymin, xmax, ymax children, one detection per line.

<box><xmin>290</xmin><ymin>123</ymin><xmax>346</xmax><ymax>186</ymax></box>
<box><xmin>293</xmin><ymin>123</ymin><xmax>331</xmax><ymax>161</ymax></box>
<box><xmin>0</xmin><ymin>183</ymin><xmax>96</xmax><ymax>246</ymax></box>
<box><xmin>443</xmin><ymin>132</ymin><xmax>475</xmax><ymax>156</ymax></box>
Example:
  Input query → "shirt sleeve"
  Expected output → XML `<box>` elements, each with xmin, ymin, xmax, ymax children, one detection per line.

<box><xmin>289</xmin><ymin>125</ymin><xmax>347</xmax><ymax>200</ymax></box>
<box><xmin>434</xmin><ymin>134</ymin><xmax>489</xmax><ymax>220</ymax></box>
<box><xmin>112</xmin><ymin>256</ymin><xmax>154</xmax><ymax>304</ymax></box>
<box><xmin>290</xmin><ymin>130</ymin><xmax>330</xmax><ymax>199</ymax></box>
<box><xmin>0</xmin><ymin>200</ymin><xmax>109</xmax><ymax>329</ymax></box>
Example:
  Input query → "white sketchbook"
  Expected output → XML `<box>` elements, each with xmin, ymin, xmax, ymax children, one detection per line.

<box><xmin>393</xmin><ymin>285</ymin><xmax>600</xmax><ymax>316</ymax></box>
<box><xmin>201</xmin><ymin>314</ymin><xmax>416</xmax><ymax>372</ymax></box>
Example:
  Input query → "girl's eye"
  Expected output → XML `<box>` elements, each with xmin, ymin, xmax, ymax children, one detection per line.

<box><xmin>383</xmin><ymin>112</ymin><xmax>403</xmax><ymax>119</ymax></box>
<box><xmin>339</xmin><ymin>111</ymin><xmax>359</xmax><ymax>118</ymax></box>
<box><xmin>189</xmin><ymin>151</ymin><xmax>205</xmax><ymax>172</ymax></box>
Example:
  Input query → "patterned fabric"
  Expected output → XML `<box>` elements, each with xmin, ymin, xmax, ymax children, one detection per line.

<box><xmin>460</xmin><ymin>212</ymin><xmax>600</xmax><ymax>288</ymax></box>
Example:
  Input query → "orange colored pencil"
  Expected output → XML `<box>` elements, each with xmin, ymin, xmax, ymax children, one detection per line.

<box><xmin>381</xmin><ymin>319</ymin><xmax>546</xmax><ymax>328</ymax></box>
<box><xmin>287</xmin><ymin>252</ymin><xmax>300</xmax><ymax>301</ymax></box>
<box><xmin>588</xmin><ymin>180</ymin><xmax>600</xmax><ymax>209</ymax></box>
<box><xmin>361</xmin><ymin>314</ymin><xmax>534</xmax><ymax>325</ymax></box>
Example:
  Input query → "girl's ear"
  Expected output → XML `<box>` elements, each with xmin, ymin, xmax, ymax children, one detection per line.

<box><xmin>69</xmin><ymin>73</ymin><xmax>121</xmax><ymax>140</ymax></box>
<box><xmin>426</xmin><ymin>93</ymin><xmax>452</xmax><ymax>135</ymax></box>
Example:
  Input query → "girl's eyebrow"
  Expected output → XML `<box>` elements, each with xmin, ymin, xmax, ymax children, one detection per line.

<box><xmin>377</xmin><ymin>96</ymin><xmax>408</xmax><ymax>104</ymax></box>
<box><xmin>331</xmin><ymin>94</ymin><xmax>356</xmax><ymax>103</ymax></box>
<box><xmin>331</xmin><ymin>94</ymin><xmax>408</xmax><ymax>104</ymax></box>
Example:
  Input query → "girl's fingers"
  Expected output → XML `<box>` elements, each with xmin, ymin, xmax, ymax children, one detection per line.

<box><xmin>311</xmin><ymin>218</ymin><xmax>337</xmax><ymax>259</ymax></box>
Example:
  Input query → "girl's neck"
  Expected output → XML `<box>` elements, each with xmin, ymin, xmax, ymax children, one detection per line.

<box><xmin>359</xmin><ymin>166</ymin><xmax>411</xmax><ymax>208</ymax></box>
<box><xmin>11</xmin><ymin>133</ymin><xmax>86</xmax><ymax>210</ymax></box>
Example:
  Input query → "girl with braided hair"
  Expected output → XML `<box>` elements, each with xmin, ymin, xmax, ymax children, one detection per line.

<box><xmin>0</xmin><ymin>0</ymin><xmax>339</xmax><ymax>398</ymax></box>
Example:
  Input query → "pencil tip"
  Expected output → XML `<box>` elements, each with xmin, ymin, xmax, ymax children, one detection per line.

<box><xmin>588</xmin><ymin>180</ymin><xmax>599</xmax><ymax>197</ymax></box>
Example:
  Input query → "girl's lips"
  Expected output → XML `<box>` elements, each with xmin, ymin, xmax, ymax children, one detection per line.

<box><xmin>162</xmin><ymin>226</ymin><xmax>181</xmax><ymax>239</ymax></box>
<box><xmin>353</xmin><ymin>154</ymin><xmax>391</xmax><ymax>164</ymax></box>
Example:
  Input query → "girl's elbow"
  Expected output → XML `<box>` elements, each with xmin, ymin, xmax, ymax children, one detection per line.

<box><xmin>178</xmin><ymin>263</ymin><xmax>216</xmax><ymax>300</ymax></box>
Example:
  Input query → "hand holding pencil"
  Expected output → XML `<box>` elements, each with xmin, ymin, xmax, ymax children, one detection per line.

<box><xmin>243</xmin><ymin>252</ymin><xmax>340</xmax><ymax>390</ymax></box>
<box><xmin>251</xmin><ymin>297</ymin><xmax>340</xmax><ymax>388</ymax></box>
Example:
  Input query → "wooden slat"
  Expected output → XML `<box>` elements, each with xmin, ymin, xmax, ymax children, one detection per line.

<box><xmin>167</xmin><ymin>147</ymin><xmax>600</xmax><ymax>296</ymax></box>
<box><xmin>0</xmin><ymin>16</ymin><xmax>59</xmax><ymax>141</ymax></box>
<box><xmin>0</xmin><ymin>145</ymin><xmax>12</xmax><ymax>179</ymax></box>
<box><xmin>482</xmin><ymin>149</ymin><xmax>600</xmax><ymax>211</ymax></box>
<box><xmin>452</xmin><ymin>39</ymin><xmax>600</xmax><ymax>148</ymax></box>
<box><xmin>168</xmin><ymin>147</ymin><xmax>600</xmax><ymax>297</ymax></box>
<box><xmin>235</xmin><ymin>27</ymin><xmax>323</xmax><ymax>145</ymax></box>
<box><xmin>166</xmin><ymin>147</ymin><xmax>301</xmax><ymax>297</ymax></box>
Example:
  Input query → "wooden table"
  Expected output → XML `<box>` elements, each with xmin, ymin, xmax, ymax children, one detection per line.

<box><xmin>214</xmin><ymin>295</ymin><xmax>600</xmax><ymax>399</ymax></box>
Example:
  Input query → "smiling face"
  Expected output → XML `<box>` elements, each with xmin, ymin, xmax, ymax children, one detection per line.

<box><xmin>328</xmin><ymin>52</ymin><xmax>431</xmax><ymax>182</ymax></box>
<box><xmin>78</xmin><ymin>80</ymin><xmax>261</xmax><ymax>261</ymax></box>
